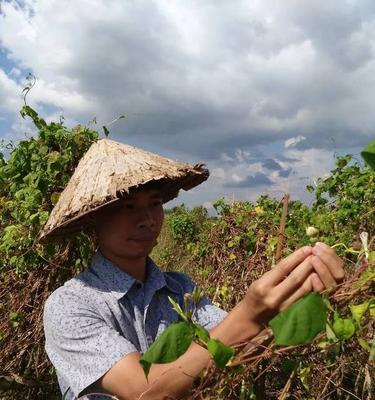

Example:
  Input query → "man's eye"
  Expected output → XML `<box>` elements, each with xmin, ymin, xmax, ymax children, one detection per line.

<box><xmin>116</xmin><ymin>203</ymin><xmax>133</xmax><ymax>209</ymax></box>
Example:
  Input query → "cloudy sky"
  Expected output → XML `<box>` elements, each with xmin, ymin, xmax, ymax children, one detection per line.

<box><xmin>0</xmin><ymin>0</ymin><xmax>374</xmax><ymax>211</ymax></box>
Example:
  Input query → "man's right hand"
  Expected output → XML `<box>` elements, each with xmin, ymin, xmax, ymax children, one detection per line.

<box><xmin>242</xmin><ymin>244</ymin><xmax>345</xmax><ymax>326</ymax></box>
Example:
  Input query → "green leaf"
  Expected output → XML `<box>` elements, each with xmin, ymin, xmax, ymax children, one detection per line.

<box><xmin>369</xmin><ymin>300</ymin><xmax>375</xmax><ymax>318</ymax></box>
<box><xmin>139</xmin><ymin>359</ymin><xmax>152</xmax><ymax>378</ymax></box>
<box><xmin>227</xmin><ymin>240</ymin><xmax>235</xmax><ymax>248</ymax></box>
<box><xmin>326</xmin><ymin>323</ymin><xmax>337</xmax><ymax>342</ymax></box>
<box><xmin>167</xmin><ymin>295</ymin><xmax>187</xmax><ymax>321</ymax></box>
<box><xmin>357</xmin><ymin>337</ymin><xmax>370</xmax><ymax>351</ymax></box>
<box><xmin>8</xmin><ymin>311</ymin><xmax>24</xmax><ymax>328</ymax></box>
<box><xmin>361</xmin><ymin>139</ymin><xmax>375</xmax><ymax>170</ymax></box>
<box><xmin>332</xmin><ymin>313</ymin><xmax>356</xmax><ymax>340</ymax></box>
<box><xmin>269</xmin><ymin>292</ymin><xmax>327</xmax><ymax>345</ymax></box>
<box><xmin>39</xmin><ymin>211</ymin><xmax>50</xmax><ymax>225</ymax></box>
<box><xmin>350</xmin><ymin>302</ymin><xmax>369</xmax><ymax>326</ymax></box>
<box><xmin>29</xmin><ymin>212</ymin><xmax>39</xmax><ymax>224</ymax></box>
<box><xmin>206</xmin><ymin>338</ymin><xmax>235</xmax><ymax>368</ymax></box>
<box><xmin>20</xmin><ymin>105</ymin><xmax>47</xmax><ymax>129</ymax></box>
<box><xmin>103</xmin><ymin>125</ymin><xmax>110</xmax><ymax>137</ymax></box>
<box><xmin>194</xmin><ymin>324</ymin><xmax>210</xmax><ymax>344</ymax></box>
<box><xmin>298</xmin><ymin>362</ymin><xmax>311</xmax><ymax>390</ymax></box>
<box><xmin>50</xmin><ymin>192</ymin><xmax>60</xmax><ymax>206</ymax></box>
<box><xmin>139</xmin><ymin>321</ymin><xmax>195</xmax><ymax>378</ymax></box>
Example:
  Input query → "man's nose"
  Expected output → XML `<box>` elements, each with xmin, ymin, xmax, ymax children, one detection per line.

<box><xmin>137</xmin><ymin>208</ymin><xmax>156</xmax><ymax>227</ymax></box>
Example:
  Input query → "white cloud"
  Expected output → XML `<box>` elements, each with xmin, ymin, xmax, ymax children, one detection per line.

<box><xmin>231</xmin><ymin>173</ymin><xmax>242</xmax><ymax>182</ymax></box>
<box><xmin>0</xmin><ymin>68</ymin><xmax>22</xmax><ymax>112</ymax></box>
<box><xmin>284</xmin><ymin>135</ymin><xmax>306</xmax><ymax>148</ymax></box>
<box><xmin>9</xmin><ymin>67</ymin><xmax>21</xmax><ymax>77</ymax></box>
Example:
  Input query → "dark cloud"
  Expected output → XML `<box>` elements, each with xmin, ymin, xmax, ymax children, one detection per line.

<box><xmin>262</xmin><ymin>158</ymin><xmax>283</xmax><ymax>171</ymax></box>
<box><xmin>285</xmin><ymin>1</ymin><xmax>373</xmax><ymax>71</ymax></box>
<box><xmin>225</xmin><ymin>172</ymin><xmax>272</xmax><ymax>188</ymax></box>
<box><xmin>1</xmin><ymin>0</ymin><xmax>375</xmax><ymax>206</ymax></box>
<box><xmin>275</xmin><ymin>154</ymin><xmax>300</xmax><ymax>162</ymax></box>
<box><xmin>278</xmin><ymin>168</ymin><xmax>292</xmax><ymax>178</ymax></box>
<box><xmin>2</xmin><ymin>0</ymin><xmax>375</xmax><ymax>162</ymax></box>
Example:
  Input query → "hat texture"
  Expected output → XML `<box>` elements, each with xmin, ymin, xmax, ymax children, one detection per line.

<box><xmin>37</xmin><ymin>138</ymin><xmax>209</xmax><ymax>241</ymax></box>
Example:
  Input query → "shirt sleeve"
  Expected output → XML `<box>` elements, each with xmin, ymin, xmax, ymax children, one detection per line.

<box><xmin>171</xmin><ymin>272</ymin><xmax>228</xmax><ymax>330</ymax></box>
<box><xmin>43</xmin><ymin>288</ymin><xmax>138</xmax><ymax>398</ymax></box>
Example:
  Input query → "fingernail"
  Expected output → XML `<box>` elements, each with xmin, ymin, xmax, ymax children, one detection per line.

<box><xmin>303</xmin><ymin>246</ymin><xmax>312</xmax><ymax>254</ymax></box>
<box><xmin>315</xmin><ymin>242</ymin><xmax>326</xmax><ymax>249</ymax></box>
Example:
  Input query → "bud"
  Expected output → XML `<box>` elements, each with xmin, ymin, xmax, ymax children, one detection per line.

<box><xmin>184</xmin><ymin>293</ymin><xmax>193</xmax><ymax>302</ymax></box>
<box><xmin>254</xmin><ymin>206</ymin><xmax>264</xmax><ymax>215</ymax></box>
<box><xmin>306</xmin><ymin>226</ymin><xmax>319</xmax><ymax>237</ymax></box>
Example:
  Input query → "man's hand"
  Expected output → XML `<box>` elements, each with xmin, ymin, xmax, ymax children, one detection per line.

<box><xmin>243</xmin><ymin>243</ymin><xmax>345</xmax><ymax>326</ymax></box>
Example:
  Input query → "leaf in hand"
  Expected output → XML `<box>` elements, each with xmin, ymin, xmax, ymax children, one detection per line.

<box><xmin>194</xmin><ymin>324</ymin><xmax>210</xmax><ymax>344</ymax></box>
<box><xmin>139</xmin><ymin>321</ymin><xmax>195</xmax><ymax>378</ymax></box>
<box><xmin>206</xmin><ymin>338</ymin><xmax>235</xmax><ymax>368</ymax></box>
<box><xmin>269</xmin><ymin>292</ymin><xmax>327</xmax><ymax>345</ymax></box>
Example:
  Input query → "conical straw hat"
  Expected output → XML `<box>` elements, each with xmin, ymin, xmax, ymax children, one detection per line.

<box><xmin>37</xmin><ymin>138</ymin><xmax>209</xmax><ymax>241</ymax></box>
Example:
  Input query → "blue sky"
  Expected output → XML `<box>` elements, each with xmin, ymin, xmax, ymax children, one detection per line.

<box><xmin>0</xmin><ymin>0</ymin><xmax>373</xmax><ymax>210</ymax></box>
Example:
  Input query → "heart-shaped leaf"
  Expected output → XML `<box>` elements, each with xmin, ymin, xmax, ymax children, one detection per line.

<box><xmin>194</xmin><ymin>324</ymin><xmax>210</xmax><ymax>344</ymax></box>
<box><xmin>207</xmin><ymin>338</ymin><xmax>235</xmax><ymax>368</ymax></box>
<box><xmin>332</xmin><ymin>313</ymin><xmax>356</xmax><ymax>340</ymax></box>
<box><xmin>139</xmin><ymin>321</ymin><xmax>195</xmax><ymax>378</ymax></box>
<box><xmin>269</xmin><ymin>292</ymin><xmax>327</xmax><ymax>345</ymax></box>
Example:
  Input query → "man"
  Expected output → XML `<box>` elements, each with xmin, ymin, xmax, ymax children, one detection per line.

<box><xmin>42</xmin><ymin>139</ymin><xmax>345</xmax><ymax>400</ymax></box>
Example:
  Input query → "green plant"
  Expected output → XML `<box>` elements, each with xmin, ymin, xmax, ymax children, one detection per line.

<box><xmin>139</xmin><ymin>287</ymin><xmax>235</xmax><ymax>378</ymax></box>
<box><xmin>0</xmin><ymin>105</ymin><xmax>98</xmax><ymax>274</ymax></box>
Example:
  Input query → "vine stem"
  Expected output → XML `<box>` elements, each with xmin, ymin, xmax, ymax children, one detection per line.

<box><xmin>330</xmin><ymin>242</ymin><xmax>362</xmax><ymax>255</ymax></box>
<box><xmin>275</xmin><ymin>193</ymin><xmax>290</xmax><ymax>263</ymax></box>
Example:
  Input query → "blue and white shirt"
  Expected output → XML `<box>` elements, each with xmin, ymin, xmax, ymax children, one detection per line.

<box><xmin>43</xmin><ymin>250</ymin><xmax>228</xmax><ymax>399</ymax></box>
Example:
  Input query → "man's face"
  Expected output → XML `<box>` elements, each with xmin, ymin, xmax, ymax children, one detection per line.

<box><xmin>95</xmin><ymin>188</ymin><xmax>164</xmax><ymax>259</ymax></box>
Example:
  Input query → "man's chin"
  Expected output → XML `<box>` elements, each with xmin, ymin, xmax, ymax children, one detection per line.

<box><xmin>127</xmin><ymin>243</ymin><xmax>154</xmax><ymax>257</ymax></box>
<box><xmin>129</xmin><ymin>239</ymin><xmax>155</xmax><ymax>248</ymax></box>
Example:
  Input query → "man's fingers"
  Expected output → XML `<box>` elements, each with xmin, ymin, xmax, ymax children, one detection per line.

<box><xmin>248</xmin><ymin>244</ymin><xmax>345</xmax><ymax>321</ymax></box>
<box><xmin>310</xmin><ymin>273</ymin><xmax>325</xmax><ymax>292</ymax></box>
<box><xmin>272</xmin><ymin>255</ymin><xmax>314</xmax><ymax>305</ymax></box>
<box><xmin>312</xmin><ymin>242</ymin><xmax>345</xmax><ymax>281</ymax></box>
<box><xmin>279</xmin><ymin>272</ymin><xmax>325</xmax><ymax>312</ymax></box>
<box><xmin>264</xmin><ymin>246</ymin><xmax>313</xmax><ymax>287</ymax></box>
<box><xmin>279</xmin><ymin>275</ymin><xmax>312</xmax><ymax>312</ymax></box>
<box><xmin>311</xmin><ymin>255</ymin><xmax>337</xmax><ymax>289</ymax></box>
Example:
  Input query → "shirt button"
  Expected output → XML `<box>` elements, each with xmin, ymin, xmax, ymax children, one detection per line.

<box><xmin>136</xmin><ymin>282</ymin><xmax>143</xmax><ymax>289</ymax></box>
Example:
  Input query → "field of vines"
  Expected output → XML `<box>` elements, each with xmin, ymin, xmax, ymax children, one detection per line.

<box><xmin>0</xmin><ymin>105</ymin><xmax>374</xmax><ymax>399</ymax></box>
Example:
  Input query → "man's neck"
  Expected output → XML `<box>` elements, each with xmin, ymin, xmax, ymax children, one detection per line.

<box><xmin>99</xmin><ymin>248</ymin><xmax>147</xmax><ymax>282</ymax></box>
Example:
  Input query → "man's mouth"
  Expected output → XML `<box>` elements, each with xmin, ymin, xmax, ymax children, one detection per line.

<box><xmin>129</xmin><ymin>237</ymin><xmax>154</xmax><ymax>242</ymax></box>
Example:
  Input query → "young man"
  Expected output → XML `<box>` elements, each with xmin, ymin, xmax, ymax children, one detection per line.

<box><xmin>42</xmin><ymin>139</ymin><xmax>345</xmax><ymax>400</ymax></box>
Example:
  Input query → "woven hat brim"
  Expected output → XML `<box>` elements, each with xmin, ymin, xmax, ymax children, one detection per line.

<box><xmin>36</xmin><ymin>169</ymin><xmax>208</xmax><ymax>243</ymax></box>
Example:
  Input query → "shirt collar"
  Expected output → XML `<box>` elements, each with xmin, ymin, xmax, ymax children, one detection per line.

<box><xmin>89</xmin><ymin>250</ymin><xmax>180</xmax><ymax>300</ymax></box>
